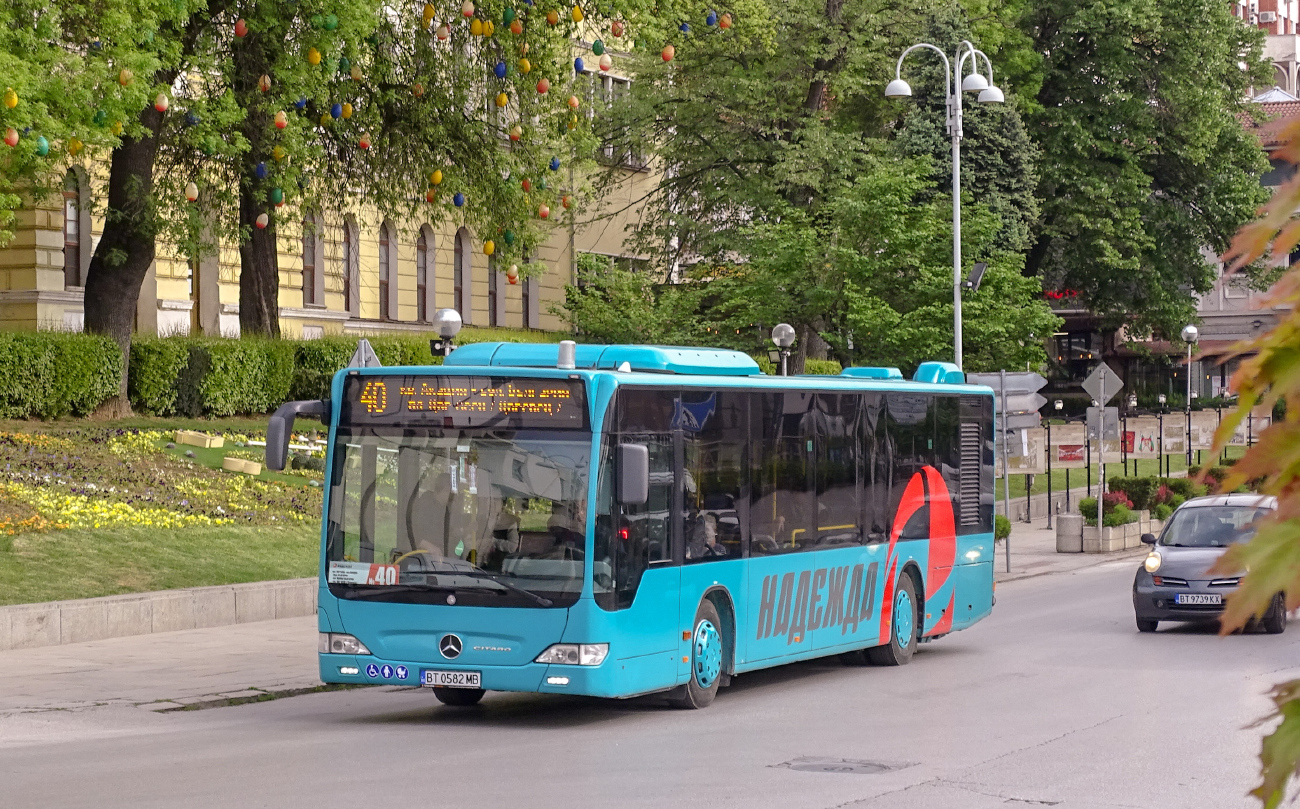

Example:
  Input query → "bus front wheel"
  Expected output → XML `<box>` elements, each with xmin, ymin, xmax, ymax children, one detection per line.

<box><xmin>865</xmin><ymin>572</ymin><xmax>919</xmax><ymax>667</ymax></box>
<box><xmin>433</xmin><ymin>687</ymin><xmax>485</xmax><ymax>707</ymax></box>
<box><xmin>669</xmin><ymin>600</ymin><xmax>724</xmax><ymax>709</ymax></box>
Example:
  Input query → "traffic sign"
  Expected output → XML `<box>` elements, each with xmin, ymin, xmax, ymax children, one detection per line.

<box><xmin>1003</xmin><ymin>392</ymin><xmax>1048</xmax><ymax>414</ymax></box>
<box><xmin>1081</xmin><ymin>362</ymin><xmax>1122</xmax><ymax>406</ymax></box>
<box><xmin>1001</xmin><ymin>412</ymin><xmax>1043</xmax><ymax>431</ymax></box>
<box><xmin>966</xmin><ymin>372</ymin><xmax>1048</xmax><ymax>403</ymax></box>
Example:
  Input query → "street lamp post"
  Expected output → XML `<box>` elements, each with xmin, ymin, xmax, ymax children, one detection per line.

<box><xmin>886</xmin><ymin>40</ymin><xmax>1004</xmax><ymax>370</ymax></box>
<box><xmin>1181</xmin><ymin>324</ymin><xmax>1198</xmax><ymax>467</ymax></box>
<box><xmin>770</xmin><ymin>323</ymin><xmax>796</xmax><ymax>376</ymax></box>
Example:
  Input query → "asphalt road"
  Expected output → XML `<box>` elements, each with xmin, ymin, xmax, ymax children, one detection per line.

<box><xmin>2</xmin><ymin>557</ymin><xmax>1297</xmax><ymax>809</ymax></box>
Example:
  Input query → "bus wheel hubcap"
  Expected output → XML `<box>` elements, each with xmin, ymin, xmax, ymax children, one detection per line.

<box><xmin>693</xmin><ymin>620</ymin><xmax>722</xmax><ymax>688</ymax></box>
<box><xmin>895</xmin><ymin>590</ymin><xmax>914</xmax><ymax>649</ymax></box>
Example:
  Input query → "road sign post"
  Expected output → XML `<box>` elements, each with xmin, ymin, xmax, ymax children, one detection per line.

<box><xmin>1081</xmin><ymin>363</ymin><xmax>1123</xmax><ymax>536</ymax></box>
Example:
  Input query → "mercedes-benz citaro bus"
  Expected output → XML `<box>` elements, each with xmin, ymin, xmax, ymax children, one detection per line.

<box><xmin>265</xmin><ymin>341</ymin><xmax>996</xmax><ymax>709</ymax></box>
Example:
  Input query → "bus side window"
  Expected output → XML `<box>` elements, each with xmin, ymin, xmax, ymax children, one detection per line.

<box><xmin>750</xmin><ymin>391</ymin><xmax>814</xmax><ymax>556</ymax></box>
<box><xmin>815</xmin><ymin>393</ymin><xmax>861</xmax><ymax>547</ymax></box>
<box><xmin>886</xmin><ymin>392</ymin><xmax>934</xmax><ymax>540</ymax></box>
<box><xmin>682</xmin><ymin>390</ymin><xmax>746</xmax><ymax>564</ymax></box>
<box><xmin>862</xmin><ymin>393</ymin><xmax>887</xmax><ymax>543</ymax></box>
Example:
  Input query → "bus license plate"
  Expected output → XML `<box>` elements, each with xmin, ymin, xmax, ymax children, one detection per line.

<box><xmin>422</xmin><ymin>670</ymin><xmax>482</xmax><ymax>688</ymax></box>
<box><xmin>1175</xmin><ymin>593</ymin><xmax>1222</xmax><ymax>605</ymax></box>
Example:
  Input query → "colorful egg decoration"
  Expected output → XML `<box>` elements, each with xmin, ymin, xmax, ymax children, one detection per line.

<box><xmin>538</xmin><ymin>176</ymin><xmax>548</xmax><ymax>190</ymax></box>
<box><xmin>258</xmin><ymin>74</ymin><xmax>272</xmax><ymax>92</ymax></box>
<box><xmin>611</xmin><ymin>19</ymin><xmax>624</xmax><ymax>37</ymax></box>
<box><xmin>470</xmin><ymin>19</ymin><xmax>483</xmax><ymax>35</ymax></box>
<box><xmin>495</xmin><ymin>92</ymin><xmax>508</xmax><ymax>108</ymax></box>
<box><xmin>462</xmin><ymin>0</ymin><xmax>475</xmax><ymax>16</ymax></box>
<box><xmin>272</xmin><ymin>145</ymin><xmax>286</xmax><ymax>161</ymax></box>
<box><xmin>719</xmin><ymin>12</ymin><xmax>732</xmax><ymax>28</ymax></box>
<box><xmin>274</xmin><ymin>110</ymin><xmax>288</xmax><ymax>129</ymax></box>
<box><xmin>154</xmin><ymin>93</ymin><xmax>169</xmax><ymax>112</ymax></box>
<box><xmin>662</xmin><ymin>44</ymin><xmax>675</xmax><ymax>62</ymax></box>
<box><xmin>562</xmin><ymin>194</ymin><xmax>571</xmax><ymax>208</ymax></box>
<box><xmin>2</xmin><ymin>87</ymin><xmax>16</xmax><ymax>108</ymax></box>
<box><xmin>453</xmin><ymin>192</ymin><xmax>466</xmax><ymax>207</ymax></box>
<box><xmin>519</xmin><ymin>57</ymin><xmax>531</xmax><ymax>73</ymax></box>
<box><xmin>510</xmin><ymin>19</ymin><xmax>523</xmax><ymax>34</ymax></box>
<box><xmin>567</xmin><ymin>95</ymin><xmax>580</xmax><ymax>109</ymax></box>
<box><xmin>118</xmin><ymin>69</ymin><xmax>134</xmax><ymax>86</ymax></box>
<box><xmin>550</xmin><ymin>156</ymin><xmax>561</xmax><ymax>170</ymax></box>
<box><xmin>483</xmin><ymin>20</ymin><xmax>495</xmax><ymax>36</ymax></box>
<box><xmin>430</xmin><ymin>169</ymin><xmax>444</xmax><ymax>185</ymax></box>
<box><xmin>185</xmin><ymin>111</ymin><xmax>200</xmax><ymax>126</ymax></box>
<box><xmin>94</xmin><ymin>110</ymin><xmax>108</xmax><ymax>126</ymax></box>
<box><xmin>413</xmin><ymin>82</ymin><xmax>425</xmax><ymax>97</ymax></box>
<box><xmin>679</xmin><ymin>22</ymin><xmax>690</xmax><ymax>33</ymax></box>
<box><xmin>509</xmin><ymin>125</ymin><xmax>522</xmax><ymax>141</ymax></box>
<box><xmin>574</xmin><ymin>57</ymin><xmax>584</xmax><ymax>72</ymax></box>
<box><xmin>437</xmin><ymin>24</ymin><xmax>450</xmax><ymax>40</ymax></box>
<box><xmin>536</xmin><ymin>77</ymin><xmax>550</xmax><ymax>94</ymax></box>
<box><xmin>538</xmin><ymin>204</ymin><xmax>549</xmax><ymax>219</ymax></box>
<box><xmin>426</xmin><ymin>189</ymin><xmax>438</xmax><ymax>203</ymax></box>
<box><xmin>185</xmin><ymin>182</ymin><xmax>199</xmax><ymax>202</ymax></box>
<box><xmin>495</xmin><ymin>61</ymin><xmax>508</xmax><ymax>79</ymax></box>
<box><xmin>235</xmin><ymin>18</ymin><xmax>249</xmax><ymax>37</ymax></box>
<box><xmin>507</xmin><ymin>264</ymin><xmax>519</xmax><ymax>284</ymax></box>
<box><xmin>350</xmin><ymin>65</ymin><xmax>363</xmax><ymax>82</ymax></box>
<box><xmin>521</xmin><ymin>178</ymin><xmax>532</xmax><ymax>192</ymax></box>
<box><xmin>330</xmin><ymin>103</ymin><xmax>343</xmax><ymax>118</ymax></box>
<box><xmin>256</xmin><ymin>161</ymin><xmax>269</xmax><ymax>179</ymax></box>
<box><xmin>324</xmin><ymin>13</ymin><xmax>339</xmax><ymax>30</ymax></box>
<box><xmin>546</xmin><ymin>9</ymin><xmax>559</xmax><ymax>25</ymax></box>
<box><xmin>295</xmin><ymin>97</ymin><xmax>308</xmax><ymax>109</ymax></box>
<box><xmin>592</xmin><ymin>40</ymin><xmax>605</xmax><ymax>55</ymax></box>
<box><xmin>598</xmin><ymin>53</ymin><xmax>612</xmax><ymax>71</ymax></box>
<box><xmin>34</xmin><ymin>136</ymin><xmax>49</xmax><ymax>156</ymax></box>
<box><xmin>255</xmin><ymin>212</ymin><xmax>269</xmax><ymax>229</ymax></box>
<box><xmin>504</xmin><ymin>229</ymin><xmax>516</xmax><ymax>246</ymax></box>
<box><xmin>483</xmin><ymin>240</ymin><xmax>495</xmax><ymax>255</ymax></box>
<box><xmin>358</xmin><ymin>132</ymin><xmax>371</xmax><ymax>149</ymax></box>
<box><xmin>338</xmin><ymin>57</ymin><xmax>351</xmax><ymax>74</ymax></box>
<box><xmin>341</xmin><ymin>102</ymin><xmax>353</xmax><ymax>119</ymax></box>
<box><xmin>571</xmin><ymin>5</ymin><xmax>584</xmax><ymax>22</ymax></box>
<box><xmin>3</xmin><ymin>128</ymin><xmax>17</xmax><ymax>147</ymax></box>
<box><xmin>111</xmin><ymin>120</ymin><xmax>123</xmax><ymax>135</ymax></box>
<box><xmin>271</xmin><ymin>187</ymin><xmax>284</xmax><ymax>205</ymax></box>
<box><xmin>706</xmin><ymin>10</ymin><xmax>717</xmax><ymax>26</ymax></box>
<box><xmin>503</xmin><ymin>7</ymin><xmax>516</xmax><ymax>24</ymax></box>
<box><xmin>67</xmin><ymin>137</ymin><xmax>83</xmax><ymax>155</ymax></box>
<box><xmin>423</xmin><ymin>3</ymin><xmax>436</xmax><ymax>26</ymax></box>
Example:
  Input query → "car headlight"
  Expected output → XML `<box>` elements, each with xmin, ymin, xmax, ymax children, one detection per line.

<box><xmin>1144</xmin><ymin>552</ymin><xmax>1162</xmax><ymax>574</ymax></box>
<box><xmin>318</xmin><ymin>633</ymin><xmax>371</xmax><ymax>655</ymax></box>
<box><xmin>535</xmin><ymin>643</ymin><xmax>609</xmax><ymax>666</ymax></box>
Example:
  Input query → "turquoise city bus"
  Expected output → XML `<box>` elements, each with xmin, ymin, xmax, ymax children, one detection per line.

<box><xmin>267</xmin><ymin>342</ymin><xmax>996</xmax><ymax>709</ymax></box>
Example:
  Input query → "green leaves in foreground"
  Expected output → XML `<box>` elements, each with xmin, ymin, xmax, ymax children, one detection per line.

<box><xmin>1252</xmin><ymin>680</ymin><xmax>1300</xmax><ymax>808</ymax></box>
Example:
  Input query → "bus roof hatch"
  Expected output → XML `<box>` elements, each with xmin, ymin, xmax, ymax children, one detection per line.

<box><xmin>912</xmin><ymin>361</ymin><xmax>965</xmax><ymax>385</ymax></box>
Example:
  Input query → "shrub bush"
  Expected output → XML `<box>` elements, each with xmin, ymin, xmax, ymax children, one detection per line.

<box><xmin>753</xmin><ymin>356</ymin><xmax>843</xmax><ymax>376</ymax></box>
<box><xmin>1080</xmin><ymin>495</ymin><xmax>1139</xmax><ymax>526</ymax></box>
<box><xmin>176</xmin><ymin>338</ymin><xmax>295</xmax><ymax>417</ymax></box>
<box><xmin>129</xmin><ymin>336</ymin><xmax>191</xmax><ymax>415</ymax></box>
<box><xmin>1163</xmin><ymin>478</ymin><xmax>1208</xmax><ymax>499</ymax></box>
<box><xmin>1107</xmin><ymin>476</ymin><xmax>1159</xmax><ymax>510</ymax></box>
<box><xmin>995</xmin><ymin>514</ymin><xmax>1010</xmax><ymax>541</ymax></box>
<box><xmin>1153</xmin><ymin>503</ymin><xmax>1174</xmax><ymax>521</ymax></box>
<box><xmin>0</xmin><ymin>331</ymin><xmax>121</xmax><ymax>419</ymax></box>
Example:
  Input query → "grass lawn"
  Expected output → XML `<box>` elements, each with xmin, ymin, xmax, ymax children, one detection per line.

<box><xmin>0</xmin><ymin>523</ymin><xmax>319</xmax><ymax>606</ymax></box>
<box><xmin>999</xmin><ymin>447</ymin><xmax>1247</xmax><ymax>498</ymax></box>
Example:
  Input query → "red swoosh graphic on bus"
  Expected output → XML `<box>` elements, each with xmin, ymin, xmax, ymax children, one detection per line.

<box><xmin>880</xmin><ymin>465</ymin><xmax>958</xmax><ymax>645</ymax></box>
<box><xmin>879</xmin><ymin>471</ymin><xmax>926</xmax><ymax>646</ymax></box>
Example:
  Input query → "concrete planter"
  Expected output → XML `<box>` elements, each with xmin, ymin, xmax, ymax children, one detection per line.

<box><xmin>1082</xmin><ymin>519</ymin><xmax>1143</xmax><ymax>553</ymax></box>
<box><xmin>1056</xmin><ymin>514</ymin><xmax>1084</xmax><ymax>553</ymax></box>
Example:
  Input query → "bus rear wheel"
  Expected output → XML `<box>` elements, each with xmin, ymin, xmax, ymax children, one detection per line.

<box><xmin>669</xmin><ymin>600</ymin><xmax>724</xmax><ymax>709</ymax></box>
<box><xmin>433</xmin><ymin>687</ymin><xmax>485</xmax><ymax>707</ymax></box>
<box><xmin>865</xmin><ymin>572</ymin><xmax>919</xmax><ymax>667</ymax></box>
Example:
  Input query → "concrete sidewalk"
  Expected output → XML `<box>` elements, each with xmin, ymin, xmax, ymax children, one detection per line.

<box><xmin>994</xmin><ymin>520</ymin><xmax>1146</xmax><ymax>584</ymax></box>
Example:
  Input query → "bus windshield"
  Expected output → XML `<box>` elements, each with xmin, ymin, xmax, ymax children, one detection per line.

<box><xmin>325</xmin><ymin>426</ymin><xmax>593</xmax><ymax>607</ymax></box>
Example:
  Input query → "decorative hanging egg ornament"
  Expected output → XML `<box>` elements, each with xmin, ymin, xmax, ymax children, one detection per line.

<box><xmin>510</xmin><ymin>19</ymin><xmax>523</xmax><ymax>34</ymax></box>
<box><xmin>536</xmin><ymin>77</ymin><xmax>550</xmax><ymax>94</ymax></box>
<box><xmin>274</xmin><ymin>110</ymin><xmax>288</xmax><ymax>129</ymax></box>
<box><xmin>2</xmin><ymin>88</ymin><xmax>16</xmax><ymax>109</ymax></box>
<box><xmin>706</xmin><ymin>10</ymin><xmax>717</xmax><ymax>26</ymax></box>
<box><xmin>598</xmin><ymin>53</ymin><xmax>612</xmax><ymax>71</ymax></box>
<box><xmin>413</xmin><ymin>82</ymin><xmax>425</xmax><ymax>97</ymax></box>
<box><xmin>568</xmin><ymin>112</ymin><xmax>578</xmax><ymax>129</ymax></box>
<box><xmin>521</xmin><ymin>178</ymin><xmax>531</xmax><ymax>192</ymax></box>
<box><xmin>271</xmin><ymin>187</ymin><xmax>284</xmax><ymax>205</ymax></box>
<box><xmin>94</xmin><ymin>110</ymin><xmax>108</xmax><ymax>126</ymax></box>
<box><xmin>118</xmin><ymin>69</ymin><xmax>134</xmax><ymax>86</ymax></box>
<box><xmin>495</xmin><ymin>92</ymin><xmax>508</xmax><ymax>108</ymax></box>
<box><xmin>272</xmin><ymin>145</ymin><xmax>286</xmax><ymax>161</ymax></box>
<box><xmin>153</xmin><ymin>93</ymin><xmax>169</xmax><ymax>112</ymax></box>
<box><xmin>430</xmin><ymin>169</ymin><xmax>443</xmax><ymax>185</ymax></box>
<box><xmin>470</xmin><ymin>18</ymin><xmax>483</xmax><ymax>35</ymax></box>
<box><xmin>571</xmin><ymin>5</ymin><xmax>584</xmax><ymax>22</ymax></box>
<box><xmin>562</xmin><ymin>194</ymin><xmax>571</xmax><ymax>209</ymax></box>
<box><xmin>503</xmin><ymin>7</ymin><xmax>516</xmax><ymax>24</ymax></box>
<box><xmin>509</xmin><ymin>124</ymin><xmax>522</xmax><ymax>141</ymax></box>
<box><xmin>255</xmin><ymin>213</ymin><xmax>269</xmax><ymax>229</ymax></box>
<box><xmin>311</xmin><ymin>13</ymin><xmax>323</xmax><ymax>27</ymax></box>
<box><xmin>235</xmin><ymin>18</ymin><xmax>249</xmax><ymax>37</ymax></box>
<box><xmin>330</xmin><ymin>103</ymin><xmax>343</xmax><ymax>119</ymax></box>
<box><xmin>519</xmin><ymin>57</ymin><xmax>531</xmax><ymax>73</ymax></box>
<box><xmin>507</xmin><ymin>264</ymin><xmax>519</xmax><ymax>283</ymax></box>
<box><xmin>546</xmin><ymin>9</ymin><xmax>559</xmax><ymax>25</ymax></box>
<box><xmin>258</xmin><ymin>74</ymin><xmax>272</xmax><ymax>92</ymax></box>
<box><xmin>350</xmin><ymin>65</ymin><xmax>363</xmax><ymax>82</ymax></box>
<box><xmin>358</xmin><ymin>132</ymin><xmax>371</xmax><ymax>149</ymax></box>
<box><xmin>567</xmin><ymin>94</ymin><xmax>580</xmax><ymax>109</ymax></box>
<box><xmin>538</xmin><ymin>204</ymin><xmax>549</xmax><ymax>219</ymax></box>
<box><xmin>592</xmin><ymin>39</ymin><xmax>605</xmax><ymax>55</ymax></box>
<box><xmin>3</xmin><ymin>128</ymin><xmax>17</xmax><ymax>148</ymax></box>
<box><xmin>295</xmin><ymin>97</ymin><xmax>308</xmax><ymax>110</ymax></box>
<box><xmin>662</xmin><ymin>44</ymin><xmax>675</xmax><ymax>62</ymax></box>
<box><xmin>453</xmin><ymin>192</ymin><xmax>466</xmax><ymax>207</ymax></box>
<box><xmin>185</xmin><ymin>181</ymin><xmax>199</xmax><ymax>202</ymax></box>
<box><xmin>504</xmin><ymin>229</ymin><xmax>516</xmax><ymax>246</ymax></box>
<box><xmin>185</xmin><ymin>111</ymin><xmax>200</xmax><ymax>126</ymax></box>
<box><xmin>538</xmin><ymin>176</ymin><xmax>548</xmax><ymax>190</ymax></box>
<box><xmin>256</xmin><ymin>161</ymin><xmax>269</xmax><ymax>179</ymax></box>
<box><xmin>550</xmin><ymin>156</ymin><xmax>562</xmax><ymax>170</ymax></box>
<box><xmin>437</xmin><ymin>23</ymin><xmax>450</xmax><ymax>40</ymax></box>
<box><xmin>324</xmin><ymin>13</ymin><xmax>339</xmax><ymax>30</ymax></box>
<box><xmin>483</xmin><ymin>240</ymin><xmax>495</xmax><ymax>255</ymax></box>
<box><xmin>68</xmin><ymin>137</ymin><xmax>83</xmax><ymax>155</ymax></box>
<box><xmin>426</xmin><ymin>189</ymin><xmax>438</xmax><ymax>203</ymax></box>
<box><xmin>34</xmin><ymin>136</ymin><xmax>49</xmax><ymax>157</ymax></box>
<box><xmin>462</xmin><ymin>0</ymin><xmax>475</xmax><ymax>16</ymax></box>
<box><xmin>519</xmin><ymin>42</ymin><xmax>529</xmax><ymax>55</ymax></box>
<box><xmin>341</xmin><ymin>102</ymin><xmax>353</xmax><ymax>119</ymax></box>
<box><xmin>483</xmin><ymin>20</ymin><xmax>495</xmax><ymax>36</ymax></box>
<box><xmin>338</xmin><ymin>57</ymin><xmax>351</xmax><ymax>74</ymax></box>
<box><xmin>574</xmin><ymin>57</ymin><xmax>585</xmax><ymax>72</ymax></box>
<box><xmin>423</xmin><ymin>3</ymin><xmax>436</xmax><ymax>26</ymax></box>
<box><xmin>611</xmin><ymin>19</ymin><xmax>624</xmax><ymax>37</ymax></box>
<box><xmin>495</xmin><ymin>61</ymin><xmax>508</xmax><ymax>79</ymax></box>
<box><xmin>111</xmin><ymin>120</ymin><xmax>123</xmax><ymax>136</ymax></box>
<box><xmin>679</xmin><ymin>22</ymin><xmax>690</xmax><ymax>33</ymax></box>
<box><xmin>719</xmin><ymin>12</ymin><xmax>732</xmax><ymax>27</ymax></box>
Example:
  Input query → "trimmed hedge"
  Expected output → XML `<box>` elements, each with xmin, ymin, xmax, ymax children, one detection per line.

<box><xmin>129</xmin><ymin>337</ymin><xmax>190</xmax><ymax>415</ymax></box>
<box><xmin>290</xmin><ymin>335</ymin><xmax>442</xmax><ymax>401</ymax></box>
<box><xmin>0</xmin><ymin>332</ymin><xmax>122</xmax><ymax>419</ymax></box>
<box><xmin>753</xmin><ymin>356</ymin><xmax>844</xmax><ymax>376</ymax></box>
<box><xmin>179</xmin><ymin>338</ymin><xmax>296</xmax><ymax>417</ymax></box>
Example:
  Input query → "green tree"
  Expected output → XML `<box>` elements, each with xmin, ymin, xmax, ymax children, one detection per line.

<box><xmin>1018</xmin><ymin>0</ymin><xmax>1270</xmax><ymax>337</ymax></box>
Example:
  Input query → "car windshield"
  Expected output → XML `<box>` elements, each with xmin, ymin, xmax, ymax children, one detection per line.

<box><xmin>325</xmin><ymin>426</ymin><xmax>593</xmax><ymax>607</ymax></box>
<box><xmin>1159</xmin><ymin>505</ymin><xmax>1271</xmax><ymax>547</ymax></box>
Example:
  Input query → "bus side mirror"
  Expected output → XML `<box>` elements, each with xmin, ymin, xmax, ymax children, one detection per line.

<box><xmin>617</xmin><ymin>443</ymin><xmax>649</xmax><ymax>505</ymax></box>
<box><xmin>267</xmin><ymin>400</ymin><xmax>329</xmax><ymax>471</ymax></box>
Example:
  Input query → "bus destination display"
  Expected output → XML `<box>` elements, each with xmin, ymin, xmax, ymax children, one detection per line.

<box><xmin>341</xmin><ymin>375</ymin><xmax>587</xmax><ymax>428</ymax></box>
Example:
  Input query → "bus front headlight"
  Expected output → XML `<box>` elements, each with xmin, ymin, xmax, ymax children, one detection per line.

<box><xmin>1144</xmin><ymin>553</ymin><xmax>1162</xmax><ymax>574</ymax></box>
<box><xmin>319</xmin><ymin>633</ymin><xmax>371</xmax><ymax>655</ymax></box>
<box><xmin>535</xmin><ymin>643</ymin><xmax>609</xmax><ymax>666</ymax></box>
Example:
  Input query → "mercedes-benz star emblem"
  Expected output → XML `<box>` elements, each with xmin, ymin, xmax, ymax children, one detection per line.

<box><xmin>439</xmin><ymin>633</ymin><xmax>463</xmax><ymax>659</ymax></box>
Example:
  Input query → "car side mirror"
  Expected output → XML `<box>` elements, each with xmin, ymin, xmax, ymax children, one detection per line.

<box><xmin>1140</xmin><ymin>533</ymin><xmax>1156</xmax><ymax>545</ymax></box>
<box><xmin>267</xmin><ymin>400</ymin><xmax>329</xmax><ymax>471</ymax></box>
<box><xmin>617</xmin><ymin>443</ymin><xmax>649</xmax><ymax>505</ymax></box>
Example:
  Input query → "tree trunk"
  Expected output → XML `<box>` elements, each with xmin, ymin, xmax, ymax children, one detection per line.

<box><xmin>82</xmin><ymin>100</ymin><xmax>170</xmax><ymax>416</ymax></box>
<box><xmin>233</xmin><ymin>26</ymin><xmax>281</xmax><ymax>338</ymax></box>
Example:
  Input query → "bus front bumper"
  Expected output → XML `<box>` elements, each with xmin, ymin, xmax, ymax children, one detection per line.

<box><xmin>319</xmin><ymin>653</ymin><xmax>625</xmax><ymax>697</ymax></box>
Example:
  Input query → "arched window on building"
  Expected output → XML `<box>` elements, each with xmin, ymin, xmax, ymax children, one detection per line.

<box><xmin>454</xmin><ymin>227</ymin><xmax>472</xmax><ymax>323</ymax></box>
<box><xmin>378</xmin><ymin>221</ymin><xmax>393</xmax><ymax>321</ymax></box>
<box><xmin>62</xmin><ymin>170</ymin><xmax>85</xmax><ymax>288</ymax></box>
<box><xmin>416</xmin><ymin>225</ymin><xmax>433</xmax><ymax>322</ymax></box>
<box><xmin>343</xmin><ymin>216</ymin><xmax>359</xmax><ymax>316</ymax></box>
<box><xmin>302</xmin><ymin>212</ymin><xmax>322</xmax><ymax>307</ymax></box>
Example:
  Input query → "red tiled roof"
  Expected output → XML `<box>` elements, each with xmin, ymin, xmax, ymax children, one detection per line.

<box><xmin>1247</xmin><ymin>101</ymin><xmax>1300</xmax><ymax>148</ymax></box>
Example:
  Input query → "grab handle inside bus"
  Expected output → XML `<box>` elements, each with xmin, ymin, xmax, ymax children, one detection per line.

<box><xmin>267</xmin><ymin>400</ymin><xmax>330</xmax><ymax>471</ymax></box>
<box><xmin>617</xmin><ymin>443</ymin><xmax>649</xmax><ymax>505</ymax></box>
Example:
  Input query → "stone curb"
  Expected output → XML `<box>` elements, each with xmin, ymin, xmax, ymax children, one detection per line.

<box><xmin>0</xmin><ymin>578</ymin><xmax>317</xmax><ymax>652</ymax></box>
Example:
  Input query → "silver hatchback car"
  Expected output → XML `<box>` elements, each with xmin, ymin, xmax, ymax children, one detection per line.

<box><xmin>1132</xmin><ymin>493</ymin><xmax>1286</xmax><ymax>634</ymax></box>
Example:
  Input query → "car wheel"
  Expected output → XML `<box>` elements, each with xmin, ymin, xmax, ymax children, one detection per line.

<box><xmin>1262</xmin><ymin>592</ymin><xmax>1288</xmax><ymax>635</ymax></box>
<box><xmin>433</xmin><ymin>687</ymin><xmax>485</xmax><ymax>706</ymax></box>
<box><xmin>865</xmin><ymin>572</ymin><xmax>919</xmax><ymax>666</ymax></box>
<box><xmin>669</xmin><ymin>599</ymin><xmax>724</xmax><ymax>709</ymax></box>
<box><xmin>1136</xmin><ymin>617</ymin><xmax>1158</xmax><ymax>633</ymax></box>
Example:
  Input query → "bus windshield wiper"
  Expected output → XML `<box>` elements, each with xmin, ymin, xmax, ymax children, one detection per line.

<box><xmin>455</xmin><ymin>570</ymin><xmax>554</xmax><ymax>607</ymax></box>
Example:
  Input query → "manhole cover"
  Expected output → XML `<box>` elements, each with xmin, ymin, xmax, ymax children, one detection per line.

<box><xmin>773</xmin><ymin>757</ymin><xmax>909</xmax><ymax>775</ymax></box>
